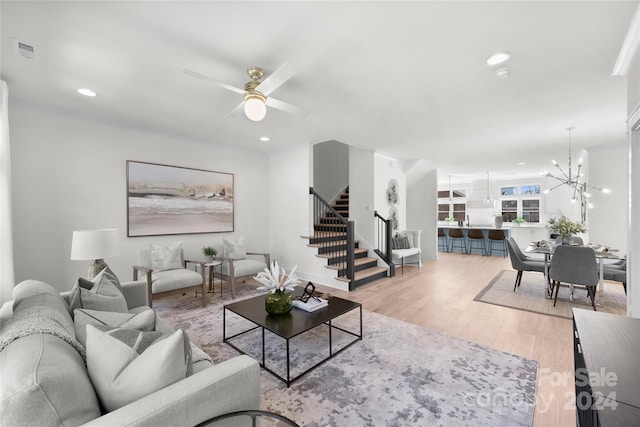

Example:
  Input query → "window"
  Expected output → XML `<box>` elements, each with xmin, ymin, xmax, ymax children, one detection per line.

<box><xmin>501</xmin><ymin>186</ymin><xmax>518</xmax><ymax>196</ymax></box>
<box><xmin>499</xmin><ymin>184</ymin><xmax>542</xmax><ymax>223</ymax></box>
<box><xmin>522</xmin><ymin>199</ymin><xmax>540</xmax><ymax>222</ymax></box>
<box><xmin>437</xmin><ymin>188</ymin><xmax>467</xmax><ymax>221</ymax></box>
<box><xmin>501</xmin><ymin>200</ymin><xmax>518</xmax><ymax>222</ymax></box>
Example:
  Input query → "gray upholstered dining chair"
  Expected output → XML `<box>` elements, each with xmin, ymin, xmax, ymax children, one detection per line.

<box><xmin>602</xmin><ymin>258</ymin><xmax>627</xmax><ymax>295</ymax></box>
<box><xmin>506</xmin><ymin>237</ymin><xmax>546</xmax><ymax>292</ymax></box>
<box><xmin>549</xmin><ymin>246</ymin><xmax>599</xmax><ymax>310</ymax></box>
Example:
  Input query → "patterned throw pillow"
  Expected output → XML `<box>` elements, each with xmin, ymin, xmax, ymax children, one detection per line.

<box><xmin>150</xmin><ymin>241</ymin><xmax>183</xmax><ymax>271</ymax></box>
<box><xmin>85</xmin><ymin>325</ymin><xmax>192</xmax><ymax>412</ymax></box>
<box><xmin>391</xmin><ymin>236</ymin><xmax>412</xmax><ymax>250</ymax></box>
<box><xmin>223</xmin><ymin>237</ymin><xmax>247</xmax><ymax>260</ymax></box>
<box><xmin>73</xmin><ymin>308</ymin><xmax>156</xmax><ymax>346</ymax></box>
<box><xmin>69</xmin><ymin>268</ymin><xmax>128</xmax><ymax>313</ymax></box>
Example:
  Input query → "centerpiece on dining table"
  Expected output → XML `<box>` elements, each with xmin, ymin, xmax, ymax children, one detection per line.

<box><xmin>546</xmin><ymin>215</ymin><xmax>587</xmax><ymax>246</ymax></box>
<box><xmin>254</xmin><ymin>261</ymin><xmax>300</xmax><ymax>315</ymax></box>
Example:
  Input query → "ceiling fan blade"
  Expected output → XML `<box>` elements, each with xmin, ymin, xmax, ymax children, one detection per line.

<box><xmin>225</xmin><ymin>101</ymin><xmax>245</xmax><ymax>118</ymax></box>
<box><xmin>255</xmin><ymin>62</ymin><xmax>297</xmax><ymax>96</ymax></box>
<box><xmin>182</xmin><ymin>69</ymin><xmax>246</xmax><ymax>95</ymax></box>
<box><xmin>265</xmin><ymin>97</ymin><xmax>306</xmax><ymax>116</ymax></box>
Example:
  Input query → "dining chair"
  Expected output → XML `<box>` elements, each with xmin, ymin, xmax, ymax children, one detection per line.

<box><xmin>466</xmin><ymin>229</ymin><xmax>486</xmax><ymax>256</ymax></box>
<box><xmin>506</xmin><ymin>237</ymin><xmax>546</xmax><ymax>291</ymax></box>
<box><xmin>602</xmin><ymin>258</ymin><xmax>627</xmax><ymax>295</ymax></box>
<box><xmin>549</xmin><ymin>246</ymin><xmax>599</xmax><ymax>310</ymax></box>
<box><xmin>487</xmin><ymin>229</ymin><xmax>507</xmax><ymax>257</ymax></box>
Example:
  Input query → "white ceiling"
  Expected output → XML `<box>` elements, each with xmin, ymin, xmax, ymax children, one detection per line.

<box><xmin>1</xmin><ymin>1</ymin><xmax>637</xmax><ymax>184</ymax></box>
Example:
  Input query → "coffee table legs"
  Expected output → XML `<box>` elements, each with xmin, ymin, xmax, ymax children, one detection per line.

<box><xmin>223</xmin><ymin>307</ymin><xmax>362</xmax><ymax>388</ymax></box>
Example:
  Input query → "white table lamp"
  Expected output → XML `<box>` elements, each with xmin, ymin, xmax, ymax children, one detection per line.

<box><xmin>70</xmin><ymin>229</ymin><xmax>119</xmax><ymax>279</ymax></box>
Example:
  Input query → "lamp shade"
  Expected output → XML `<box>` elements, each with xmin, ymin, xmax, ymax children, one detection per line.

<box><xmin>244</xmin><ymin>96</ymin><xmax>266</xmax><ymax>121</ymax></box>
<box><xmin>70</xmin><ymin>229</ymin><xmax>119</xmax><ymax>260</ymax></box>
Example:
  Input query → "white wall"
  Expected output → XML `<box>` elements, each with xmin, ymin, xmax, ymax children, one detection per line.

<box><xmin>587</xmin><ymin>143</ymin><xmax>628</xmax><ymax>255</ymax></box>
<box><xmin>374</xmin><ymin>154</ymin><xmax>406</xmax><ymax>230</ymax></box>
<box><xmin>312</xmin><ymin>140</ymin><xmax>349</xmax><ymax>202</ymax></box>
<box><xmin>406</xmin><ymin>160</ymin><xmax>438</xmax><ymax>261</ymax></box>
<box><xmin>10</xmin><ymin>105</ymin><xmax>269</xmax><ymax>291</ymax></box>
<box><xmin>349</xmin><ymin>146</ymin><xmax>375</xmax><ymax>249</ymax></box>
<box><xmin>627</xmin><ymin>52</ymin><xmax>640</xmax><ymax>318</ymax></box>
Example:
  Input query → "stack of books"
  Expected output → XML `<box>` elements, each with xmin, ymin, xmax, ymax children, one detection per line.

<box><xmin>292</xmin><ymin>297</ymin><xmax>328</xmax><ymax>312</ymax></box>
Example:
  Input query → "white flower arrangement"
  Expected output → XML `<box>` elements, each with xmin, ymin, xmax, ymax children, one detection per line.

<box><xmin>254</xmin><ymin>260</ymin><xmax>300</xmax><ymax>293</ymax></box>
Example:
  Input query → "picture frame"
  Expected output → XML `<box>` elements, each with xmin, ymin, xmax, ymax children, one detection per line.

<box><xmin>127</xmin><ymin>161</ymin><xmax>234</xmax><ymax>237</ymax></box>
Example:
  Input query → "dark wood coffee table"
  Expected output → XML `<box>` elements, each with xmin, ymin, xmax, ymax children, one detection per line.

<box><xmin>223</xmin><ymin>289</ymin><xmax>362</xmax><ymax>387</ymax></box>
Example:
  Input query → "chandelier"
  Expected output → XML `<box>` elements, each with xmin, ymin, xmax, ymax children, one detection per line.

<box><xmin>543</xmin><ymin>127</ymin><xmax>610</xmax><ymax>204</ymax></box>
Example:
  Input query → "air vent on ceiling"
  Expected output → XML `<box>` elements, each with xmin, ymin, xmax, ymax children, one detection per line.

<box><xmin>12</xmin><ymin>38</ymin><xmax>39</xmax><ymax>60</ymax></box>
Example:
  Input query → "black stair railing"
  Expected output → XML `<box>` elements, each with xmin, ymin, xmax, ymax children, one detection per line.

<box><xmin>309</xmin><ymin>187</ymin><xmax>355</xmax><ymax>286</ymax></box>
<box><xmin>374</xmin><ymin>211</ymin><xmax>395</xmax><ymax>277</ymax></box>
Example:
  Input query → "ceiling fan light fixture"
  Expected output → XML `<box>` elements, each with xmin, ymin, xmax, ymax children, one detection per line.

<box><xmin>244</xmin><ymin>92</ymin><xmax>266</xmax><ymax>121</ymax></box>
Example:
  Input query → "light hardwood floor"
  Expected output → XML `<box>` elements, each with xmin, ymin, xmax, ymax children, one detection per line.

<box><xmin>325</xmin><ymin>252</ymin><xmax>577</xmax><ymax>427</ymax></box>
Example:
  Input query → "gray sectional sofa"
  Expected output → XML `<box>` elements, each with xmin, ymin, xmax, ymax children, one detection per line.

<box><xmin>0</xmin><ymin>278</ymin><xmax>260</xmax><ymax>426</ymax></box>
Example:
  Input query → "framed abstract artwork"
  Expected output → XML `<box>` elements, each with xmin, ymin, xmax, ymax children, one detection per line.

<box><xmin>127</xmin><ymin>161</ymin><xmax>234</xmax><ymax>237</ymax></box>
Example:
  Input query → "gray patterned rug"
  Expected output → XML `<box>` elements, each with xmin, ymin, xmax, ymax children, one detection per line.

<box><xmin>154</xmin><ymin>282</ymin><xmax>537</xmax><ymax>427</ymax></box>
<box><xmin>475</xmin><ymin>269</ymin><xmax>627</xmax><ymax>319</ymax></box>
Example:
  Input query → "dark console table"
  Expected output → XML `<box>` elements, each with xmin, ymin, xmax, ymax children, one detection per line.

<box><xmin>572</xmin><ymin>308</ymin><xmax>640</xmax><ymax>426</ymax></box>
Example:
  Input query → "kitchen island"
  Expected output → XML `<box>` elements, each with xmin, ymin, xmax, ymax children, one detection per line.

<box><xmin>438</xmin><ymin>224</ymin><xmax>548</xmax><ymax>255</ymax></box>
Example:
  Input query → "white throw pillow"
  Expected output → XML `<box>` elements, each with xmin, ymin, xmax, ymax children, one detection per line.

<box><xmin>86</xmin><ymin>325</ymin><xmax>190</xmax><ymax>412</ymax></box>
<box><xmin>223</xmin><ymin>237</ymin><xmax>247</xmax><ymax>260</ymax></box>
<box><xmin>73</xmin><ymin>308</ymin><xmax>156</xmax><ymax>346</ymax></box>
<box><xmin>69</xmin><ymin>268</ymin><xmax>128</xmax><ymax>313</ymax></box>
<box><xmin>150</xmin><ymin>241</ymin><xmax>183</xmax><ymax>271</ymax></box>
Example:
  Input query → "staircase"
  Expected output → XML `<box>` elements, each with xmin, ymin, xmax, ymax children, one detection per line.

<box><xmin>305</xmin><ymin>188</ymin><xmax>387</xmax><ymax>290</ymax></box>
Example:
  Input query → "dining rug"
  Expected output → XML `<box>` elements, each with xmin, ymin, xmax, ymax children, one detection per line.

<box><xmin>154</xmin><ymin>282</ymin><xmax>537</xmax><ymax>427</ymax></box>
<box><xmin>474</xmin><ymin>269</ymin><xmax>627</xmax><ymax>320</ymax></box>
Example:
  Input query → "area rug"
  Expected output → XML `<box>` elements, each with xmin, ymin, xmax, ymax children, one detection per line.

<box><xmin>154</xmin><ymin>283</ymin><xmax>538</xmax><ymax>426</ymax></box>
<box><xmin>475</xmin><ymin>270</ymin><xmax>627</xmax><ymax>320</ymax></box>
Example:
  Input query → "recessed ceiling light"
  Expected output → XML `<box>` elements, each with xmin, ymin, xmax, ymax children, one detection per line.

<box><xmin>495</xmin><ymin>68</ymin><xmax>511</xmax><ymax>79</ymax></box>
<box><xmin>77</xmin><ymin>88</ymin><xmax>97</xmax><ymax>97</ymax></box>
<box><xmin>259</xmin><ymin>136</ymin><xmax>270</xmax><ymax>142</ymax></box>
<box><xmin>486</xmin><ymin>52</ymin><xmax>511</xmax><ymax>66</ymax></box>
<box><xmin>518</xmin><ymin>162</ymin><xmax>526</xmax><ymax>166</ymax></box>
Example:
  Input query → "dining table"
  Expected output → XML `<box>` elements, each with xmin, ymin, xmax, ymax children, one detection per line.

<box><xmin>525</xmin><ymin>242</ymin><xmax>619</xmax><ymax>306</ymax></box>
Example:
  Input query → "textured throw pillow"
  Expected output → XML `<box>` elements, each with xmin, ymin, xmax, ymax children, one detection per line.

<box><xmin>223</xmin><ymin>237</ymin><xmax>247</xmax><ymax>260</ymax></box>
<box><xmin>101</xmin><ymin>265</ymin><xmax>123</xmax><ymax>292</ymax></box>
<box><xmin>86</xmin><ymin>325</ymin><xmax>192</xmax><ymax>412</ymax></box>
<box><xmin>69</xmin><ymin>269</ymin><xmax>128</xmax><ymax>313</ymax></box>
<box><xmin>73</xmin><ymin>308</ymin><xmax>156</xmax><ymax>346</ymax></box>
<box><xmin>150</xmin><ymin>241</ymin><xmax>183</xmax><ymax>271</ymax></box>
<box><xmin>392</xmin><ymin>236</ymin><xmax>412</xmax><ymax>250</ymax></box>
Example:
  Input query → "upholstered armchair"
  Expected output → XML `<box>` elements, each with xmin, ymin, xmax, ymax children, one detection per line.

<box><xmin>215</xmin><ymin>237</ymin><xmax>270</xmax><ymax>299</ymax></box>
<box><xmin>132</xmin><ymin>242</ymin><xmax>206</xmax><ymax>307</ymax></box>
<box><xmin>391</xmin><ymin>229</ymin><xmax>422</xmax><ymax>274</ymax></box>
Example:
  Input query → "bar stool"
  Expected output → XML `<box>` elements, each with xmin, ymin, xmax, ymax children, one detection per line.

<box><xmin>466</xmin><ymin>229</ymin><xmax>486</xmax><ymax>255</ymax></box>
<box><xmin>487</xmin><ymin>229</ymin><xmax>507</xmax><ymax>257</ymax></box>
<box><xmin>448</xmin><ymin>228</ymin><xmax>466</xmax><ymax>253</ymax></box>
<box><xmin>437</xmin><ymin>228</ymin><xmax>448</xmax><ymax>251</ymax></box>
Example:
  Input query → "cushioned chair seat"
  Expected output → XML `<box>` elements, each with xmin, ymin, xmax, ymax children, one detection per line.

<box><xmin>151</xmin><ymin>269</ymin><xmax>204</xmax><ymax>294</ymax></box>
<box><xmin>220</xmin><ymin>259</ymin><xmax>267</xmax><ymax>278</ymax></box>
<box><xmin>391</xmin><ymin>248</ymin><xmax>421</xmax><ymax>260</ymax></box>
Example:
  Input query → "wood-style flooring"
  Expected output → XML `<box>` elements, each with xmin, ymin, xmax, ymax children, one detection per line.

<box><xmin>324</xmin><ymin>252</ymin><xmax>579</xmax><ymax>427</ymax></box>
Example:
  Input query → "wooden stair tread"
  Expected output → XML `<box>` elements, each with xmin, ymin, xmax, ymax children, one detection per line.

<box><xmin>307</xmin><ymin>240</ymin><xmax>359</xmax><ymax>248</ymax></box>
<box><xmin>325</xmin><ymin>257</ymin><xmax>377</xmax><ymax>270</ymax></box>
<box><xmin>336</xmin><ymin>266</ymin><xmax>387</xmax><ymax>282</ymax></box>
<box><xmin>316</xmin><ymin>248</ymin><xmax>368</xmax><ymax>259</ymax></box>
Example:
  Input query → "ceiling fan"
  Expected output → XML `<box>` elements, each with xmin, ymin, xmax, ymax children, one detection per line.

<box><xmin>183</xmin><ymin>62</ymin><xmax>305</xmax><ymax>121</ymax></box>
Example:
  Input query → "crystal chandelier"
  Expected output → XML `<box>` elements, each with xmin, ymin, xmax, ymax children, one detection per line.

<box><xmin>543</xmin><ymin>127</ymin><xmax>610</xmax><ymax>204</ymax></box>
